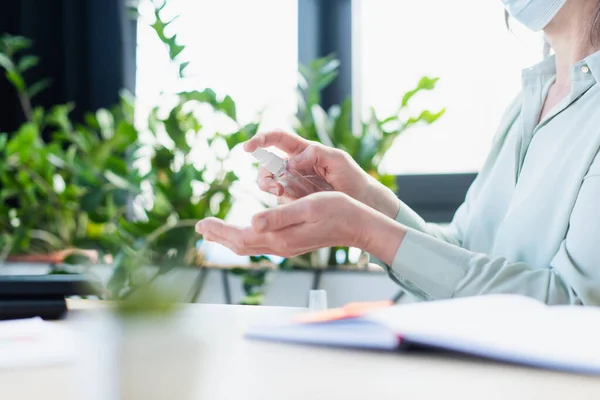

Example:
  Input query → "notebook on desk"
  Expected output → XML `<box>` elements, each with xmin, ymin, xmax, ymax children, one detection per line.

<box><xmin>246</xmin><ymin>295</ymin><xmax>600</xmax><ymax>375</ymax></box>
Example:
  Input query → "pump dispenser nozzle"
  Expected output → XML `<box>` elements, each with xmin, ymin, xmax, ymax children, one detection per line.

<box><xmin>251</xmin><ymin>148</ymin><xmax>285</xmax><ymax>175</ymax></box>
<box><xmin>251</xmin><ymin>147</ymin><xmax>334</xmax><ymax>198</ymax></box>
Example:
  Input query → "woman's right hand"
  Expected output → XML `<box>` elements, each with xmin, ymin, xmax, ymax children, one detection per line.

<box><xmin>243</xmin><ymin>130</ymin><xmax>401</xmax><ymax>219</ymax></box>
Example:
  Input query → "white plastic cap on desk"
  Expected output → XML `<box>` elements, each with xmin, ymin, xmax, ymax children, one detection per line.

<box><xmin>251</xmin><ymin>148</ymin><xmax>285</xmax><ymax>175</ymax></box>
<box><xmin>308</xmin><ymin>290</ymin><xmax>328</xmax><ymax>311</ymax></box>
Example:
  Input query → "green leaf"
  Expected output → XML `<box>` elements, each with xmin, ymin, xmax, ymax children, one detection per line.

<box><xmin>46</xmin><ymin>152</ymin><xmax>67</xmax><ymax>169</ymax></box>
<box><xmin>171</xmin><ymin>164</ymin><xmax>195</xmax><ymax>201</ymax></box>
<box><xmin>0</xmin><ymin>188</ymin><xmax>18</xmax><ymax>202</ymax></box>
<box><xmin>178</xmin><ymin>61</ymin><xmax>190</xmax><ymax>77</ymax></box>
<box><xmin>31</xmin><ymin>107</ymin><xmax>45</xmax><ymax>125</ymax></box>
<box><xmin>417</xmin><ymin>76</ymin><xmax>440</xmax><ymax>91</ymax></box>
<box><xmin>179</xmin><ymin>89</ymin><xmax>218</xmax><ymax>106</ymax></box>
<box><xmin>0</xmin><ymin>133</ymin><xmax>7</xmax><ymax>151</ymax></box>
<box><xmin>163</xmin><ymin>106</ymin><xmax>190</xmax><ymax>151</ymax></box>
<box><xmin>152</xmin><ymin>189</ymin><xmax>174</xmax><ymax>217</ymax></box>
<box><xmin>0</xmin><ymin>53</ymin><xmax>14</xmax><ymax>71</ymax></box>
<box><xmin>314</xmin><ymin>57</ymin><xmax>340</xmax><ymax>90</ymax></box>
<box><xmin>401</xmin><ymin>76</ymin><xmax>440</xmax><ymax>108</ymax></box>
<box><xmin>152</xmin><ymin>147</ymin><xmax>175</xmax><ymax>170</ymax></box>
<box><xmin>6</xmin><ymin>122</ymin><xmax>40</xmax><ymax>157</ymax></box>
<box><xmin>179</xmin><ymin>111</ymin><xmax>202</xmax><ymax>133</ymax></box>
<box><xmin>222</xmin><ymin>123</ymin><xmax>258</xmax><ymax>150</ymax></box>
<box><xmin>81</xmin><ymin>190</ymin><xmax>105</xmax><ymax>213</ymax></box>
<box><xmin>166</xmin><ymin>35</ymin><xmax>185</xmax><ymax>60</ymax></box>
<box><xmin>17</xmin><ymin>55</ymin><xmax>38</xmax><ymax>72</ymax></box>
<box><xmin>106</xmin><ymin>156</ymin><xmax>129</xmax><ymax>176</ymax></box>
<box><xmin>378</xmin><ymin>174</ymin><xmax>397</xmax><ymax>191</ymax></box>
<box><xmin>96</xmin><ymin>108</ymin><xmax>115</xmax><ymax>140</ymax></box>
<box><xmin>5</xmin><ymin>70</ymin><xmax>25</xmax><ymax>92</ymax></box>
<box><xmin>46</xmin><ymin>104</ymin><xmax>74</xmax><ymax>131</ymax></box>
<box><xmin>357</xmin><ymin>109</ymin><xmax>382</xmax><ymax>170</ymax></box>
<box><xmin>104</xmin><ymin>170</ymin><xmax>140</xmax><ymax>193</ymax></box>
<box><xmin>219</xmin><ymin>95</ymin><xmax>237</xmax><ymax>120</ymax></box>
<box><xmin>407</xmin><ymin>109</ymin><xmax>446</xmax><ymax>126</ymax></box>
<box><xmin>118</xmin><ymin>90</ymin><xmax>136</xmax><ymax>123</ymax></box>
<box><xmin>2</xmin><ymin>35</ymin><xmax>31</xmax><ymax>53</ymax></box>
<box><xmin>110</xmin><ymin>121</ymin><xmax>138</xmax><ymax>152</ymax></box>
<box><xmin>27</xmin><ymin>78</ymin><xmax>51</xmax><ymax>99</ymax></box>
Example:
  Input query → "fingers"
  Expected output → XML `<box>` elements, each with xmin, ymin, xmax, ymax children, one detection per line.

<box><xmin>196</xmin><ymin>219</ymin><xmax>272</xmax><ymax>256</ymax></box>
<box><xmin>288</xmin><ymin>144</ymin><xmax>322</xmax><ymax>171</ymax></box>
<box><xmin>258</xmin><ymin>167</ymin><xmax>284</xmax><ymax>196</ymax></box>
<box><xmin>252</xmin><ymin>198</ymin><xmax>314</xmax><ymax>233</ymax></box>
<box><xmin>288</xmin><ymin>143</ymin><xmax>346</xmax><ymax>171</ymax></box>
<box><xmin>243</xmin><ymin>130</ymin><xmax>309</xmax><ymax>156</ymax></box>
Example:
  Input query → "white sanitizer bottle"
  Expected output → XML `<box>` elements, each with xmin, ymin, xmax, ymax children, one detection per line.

<box><xmin>252</xmin><ymin>148</ymin><xmax>333</xmax><ymax>198</ymax></box>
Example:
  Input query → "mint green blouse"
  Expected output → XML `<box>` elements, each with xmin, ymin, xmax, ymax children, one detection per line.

<box><xmin>380</xmin><ymin>50</ymin><xmax>600</xmax><ymax>305</ymax></box>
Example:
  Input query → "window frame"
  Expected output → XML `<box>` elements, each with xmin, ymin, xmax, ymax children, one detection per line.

<box><xmin>298</xmin><ymin>0</ymin><xmax>473</xmax><ymax>223</ymax></box>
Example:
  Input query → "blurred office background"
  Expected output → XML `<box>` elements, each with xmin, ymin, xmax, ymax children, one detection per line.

<box><xmin>0</xmin><ymin>0</ymin><xmax>544</xmax><ymax>307</ymax></box>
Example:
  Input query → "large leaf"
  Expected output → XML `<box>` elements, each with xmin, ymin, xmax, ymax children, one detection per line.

<box><xmin>311</xmin><ymin>55</ymin><xmax>340</xmax><ymax>91</ymax></box>
<box><xmin>406</xmin><ymin>109</ymin><xmax>446</xmax><ymax>126</ymax></box>
<box><xmin>152</xmin><ymin>188</ymin><xmax>174</xmax><ymax>217</ymax></box>
<box><xmin>179</xmin><ymin>89</ymin><xmax>218</xmax><ymax>107</ymax></box>
<box><xmin>0</xmin><ymin>53</ymin><xmax>14</xmax><ymax>70</ymax></box>
<box><xmin>219</xmin><ymin>95</ymin><xmax>237</xmax><ymax>120</ymax></box>
<box><xmin>5</xmin><ymin>122</ymin><xmax>40</xmax><ymax>159</ymax></box>
<box><xmin>1</xmin><ymin>35</ymin><xmax>31</xmax><ymax>53</ymax></box>
<box><xmin>110</xmin><ymin>120</ymin><xmax>138</xmax><ymax>152</ymax></box>
<box><xmin>166</xmin><ymin>35</ymin><xmax>185</xmax><ymax>60</ymax></box>
<box><xmin>46</xmin><ymin>104</ymin><xmax>74</xmax><ymax>131</ymax></box>
<box><xmin>223</xmin><ymin>122</ymin><xmax>258</xmax><ymax>150</ymax></box>
<box><xmin>105</xmin><ymin>156</ymin><xmax>129</xmax><ymax>176</ymax></box>
<box><xmin>163</xmin><ymin>105</ymin><xmax>189</xmax><ymax>151</ymax></box>
<box><xmin>96</xmin><ymin>108</ymin><xmax>115</xmax><ymax>140</ymax></box>
<box><xmin>117</xmin><ymin>90</ymin><xmax>136</xmax><ymax>123</ymax></box>
<box><xmin>27</xmin><ymin>78</ymin><xmax>52</xmax><ymax>99</ymax></box>
<box><xmin>171</xmin><ymin>164</ymin><xmax>195</xmax><ymax>202</ymax></box>
<box><xmin>5</xmin><ymin>70</ymin><xmax>25</xmax><ymax>92</ymax></box>
<box><xmin>357</xmin><ymin>109</ymin><xmax>382</xmax><ymax>170</ymax></box>
<box><xmin>104</xmin><ymin>170</ymin><xmax>141</xmax><ymax>194</ymax></box>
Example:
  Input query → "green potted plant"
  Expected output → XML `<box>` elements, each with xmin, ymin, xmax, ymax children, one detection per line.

<box><xmin>0</xmin><ymin>0</ymin><xmax>260</xmax><ymax>302</ymax></box>
<box><xmin>0</xmin><ymin>34</ymin><xmax>141</xmax><ymax>266</ymax></box>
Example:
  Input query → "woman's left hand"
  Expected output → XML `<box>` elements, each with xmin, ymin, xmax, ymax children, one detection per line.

<box><xmin>195</xmin><ymin>192</ymin><xmax>401</xmax><ymax>259</ymax></box>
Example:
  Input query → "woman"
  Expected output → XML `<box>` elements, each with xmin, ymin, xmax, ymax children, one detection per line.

<box><xmin>196</xmin><ymin>0</ymin><xmax>600</xmax><ymax>305</ymax></box>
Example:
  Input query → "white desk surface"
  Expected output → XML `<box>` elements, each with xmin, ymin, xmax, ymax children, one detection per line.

<box><xmin>1</xmin><ymin>301</ymin><xmax>600</xmax><ymax>400</ymax></box>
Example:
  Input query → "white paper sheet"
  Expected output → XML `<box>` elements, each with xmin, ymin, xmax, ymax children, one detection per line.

<box><xmin>0</xmin><ymin>317</ymin><xmax>76</xmax><ymax>369</ymax></box>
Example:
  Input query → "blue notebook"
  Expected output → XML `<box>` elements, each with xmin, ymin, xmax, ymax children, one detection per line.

<box><xmin>246</xmin><ymin>294</ymin><xmax>600</xmax><ymax>375</ymax></box>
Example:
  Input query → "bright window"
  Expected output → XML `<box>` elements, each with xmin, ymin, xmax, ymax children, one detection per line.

<box><xmin>356</xmin><ymin>0</ymin><xmax>544</xmax><ymax>174</ymax></box>
<box><xmin>136</xmin><ymin>0</ymin><xmax>298</xmax><ymax>131</ymax></box>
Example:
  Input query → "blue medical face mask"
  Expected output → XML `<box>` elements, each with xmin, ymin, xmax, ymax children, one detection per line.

<box><xmin>502</xmin><ymin>0</ymin><xmax>567</xmax><ymax>31</ymax></box>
